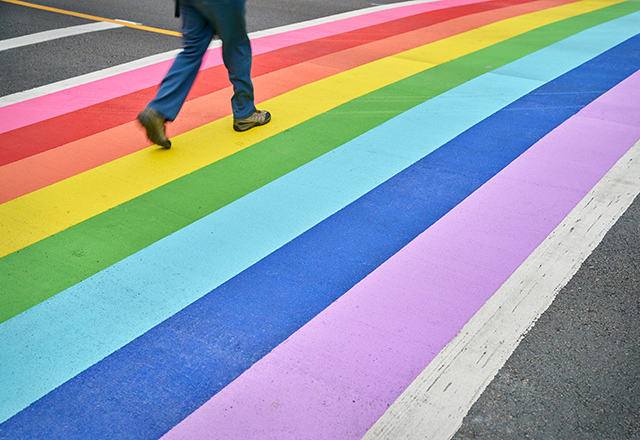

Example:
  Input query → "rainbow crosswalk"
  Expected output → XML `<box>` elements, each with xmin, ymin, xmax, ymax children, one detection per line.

<box><xmin>1</xmin><ymin>0</ymin><xmax>639</xmax><ymax>438</ymax></box>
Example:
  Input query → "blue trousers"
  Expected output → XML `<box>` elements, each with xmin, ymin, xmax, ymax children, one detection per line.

<box><xmin>148</xmin><ymin>0</ymin><xmax>256</xmax><ymax>121</ymax></box>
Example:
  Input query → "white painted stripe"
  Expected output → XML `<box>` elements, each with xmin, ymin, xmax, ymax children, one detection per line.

<box><xmin>113</xmin><ymin>19</ymin><xmax>142</xmax><ymax>25</ymax></box>
<box><xmin>0</xmin><ymin>48</ymin><xmax>185</xmax><ymax>106</ymax></box>
<box><xmin>361</xmin><ymin>139</ymin><xmax>640</xmax><ymax>440</ymax></box>
<box><xmin>0</xmin><ymin>0</ymin><xmax>433</xmax><ymax>107</ymax></box>
<box><xmin>0</xmin><ymin>21</ymin><xmax>123</xmax><ymax>52</ymax></box>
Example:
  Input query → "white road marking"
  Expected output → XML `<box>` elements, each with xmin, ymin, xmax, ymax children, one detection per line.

<box><xmin>362</xmin><ymin>139</ymin><xmax>640</xmax><ymax>439</ymax></box>
<box><xmin>0</xmin><ymin>21</ymin><xmax>123</xmax><ymax>52</ymax></box>
<box><xmin>0</xmin><ymin>0</ymin><xmax>434</xmax><ymax>108</ymax></box>
<box><xmin>113</xmin><ymin>19</ymin><xmax>142</xmax><ymax>25</ymax></box>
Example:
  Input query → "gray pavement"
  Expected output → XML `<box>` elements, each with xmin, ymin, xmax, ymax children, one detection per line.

<box><xmin>0</xmin><ymin>0</ymin><xmax>409</xmax><ymax>95</ymax></box>
<box><xmin>454</xmin><ymin>195</ymin><xmax>640</xmax><ymax>440</ymax></box>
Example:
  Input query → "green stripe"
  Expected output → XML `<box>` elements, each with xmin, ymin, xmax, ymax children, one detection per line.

<box><xmin>1</xmin><ymin>1</ymin><xmax>638</xmax><ymax>323</ymax></box>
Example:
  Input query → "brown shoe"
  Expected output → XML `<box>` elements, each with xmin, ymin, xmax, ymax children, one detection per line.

<box><xmin>137</xmin><ymin>107</ymin><xmax>171</xmax><ymax>148</ymax></box>
<box><xmin>233</xmin><ymin>110</ymin><xmax>271</xmax><ymax>132</ymax></box>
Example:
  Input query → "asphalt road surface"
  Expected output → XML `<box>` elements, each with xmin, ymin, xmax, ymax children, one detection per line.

<box><xmin>1</xmin><ymin>0</ymin><xmax>638</xmax><ymax>438</ymax></box>
<box><xmin>0</xmin><ymin>0</ymin><xmax>408</xmax><ymax>96</ymax></box>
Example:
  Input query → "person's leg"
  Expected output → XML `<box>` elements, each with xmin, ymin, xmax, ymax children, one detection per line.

<box><xmin>194</xmin><ymin>0</ymin><xmax>255</xmax><ymax>119</ymax></box>
<box><xmin>138</xmin><ymin>2</ymin><xmax>213</xmax><ymax>147</ymax></box>
<box><xmin>148</xmin><ymin>2</ymin><xmax>213</xmax><ymax>121</ymax></box>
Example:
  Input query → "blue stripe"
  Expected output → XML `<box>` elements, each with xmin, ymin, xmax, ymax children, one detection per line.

<box><xmin>0</xmin><ymin>12</ymin><xmax>638</xmax><ymax>424</ymax></box>
<box><xmin>2</xmin><ymin>25</ymin><xmax>639</xmax><ymax>440</ymax></box>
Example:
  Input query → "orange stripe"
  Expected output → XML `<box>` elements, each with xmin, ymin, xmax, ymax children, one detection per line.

<box><xmin>0</xmin><ymin>0</ymin><xmax>578</xmax><ymax>204</ymax></box>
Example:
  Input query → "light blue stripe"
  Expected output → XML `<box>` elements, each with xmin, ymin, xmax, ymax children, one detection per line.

<box><xmin>0</xmin><ymin>12</ymin><xmax>638</xmax><ymax>423</ymax></box>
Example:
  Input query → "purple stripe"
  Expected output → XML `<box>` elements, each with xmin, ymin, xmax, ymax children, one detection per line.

<box><xmin>160</xmin><ymin>71</ymin><xmax>640</xmax><ymax>440</ymax></box>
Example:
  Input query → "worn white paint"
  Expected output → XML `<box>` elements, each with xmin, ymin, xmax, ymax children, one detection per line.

<box><xmin>0</xmin><ymin>21</ymin><xmax>123</xmax><ymax>52</ymax></box>
<box><xmin>362</xmin><ymin>139</ymin><xmax>640</xmax><ymax>440</ymax></box>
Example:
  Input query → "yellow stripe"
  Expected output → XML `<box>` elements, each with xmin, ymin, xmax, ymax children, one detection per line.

<box><xmin>0</xmin><ymin>0</ymin><xmax>621</xmax><ymax>258</ymax></box>
<box><xmin>0</xmin><ymin>0</ymin><xmax>182</xmax><ymax>37</ymax></box>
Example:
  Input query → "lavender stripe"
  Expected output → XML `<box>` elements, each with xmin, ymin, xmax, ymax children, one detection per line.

<box><xmin>160</xmin><ymin>72</ymin><xmax>640</xmax><ymax>440</ymax></box>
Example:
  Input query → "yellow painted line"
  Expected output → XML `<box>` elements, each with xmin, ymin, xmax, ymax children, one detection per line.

<box><xmin>0</xmin><ymin>0</ymin><xmax>620</xmax><ymax>258</ymax></box>
<box><xmin>0</xmin><ymin>0</ymin><xmax>181</xmax><ymax>37</ymax></box>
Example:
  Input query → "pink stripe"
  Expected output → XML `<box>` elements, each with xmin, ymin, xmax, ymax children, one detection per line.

<box><xmin>0</xmin><ymin>0</ymin><xmax>489</xmax><ymax>135</ymax></box>
<box><xmin>159</xmin><ymin>72</ymin><xmax>640</xmax><ymax>440</ymax></box>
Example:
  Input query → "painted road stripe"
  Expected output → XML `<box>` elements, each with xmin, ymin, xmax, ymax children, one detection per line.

<box><xmin>361</xmin><ymin>84</ymin><xmax>640</xmax><ymax>440</ymax></box>
<box><xmin>0</xmin><ymin>0</ymin><xmax>533</xmax><ymax>168</ymax></box>
<box><xmin>0</xmin><ymin>22</ymin><xmax>123</xmax><ymax>52</ymax></box>
<box><xmin>160</xmin><ymin>64</ymin><xmax>640</xmax><ymax>440</ymax></box>
<box><xmin>0</xmin><ymin>0</ymin><xmax>181</xmax><ymax>37</ymax></box>
<box><xmin>0</xmin><ymin>0</ymin><xmax>622</xmax><ymax>257</ymax></box>
<box><xmin>0</xmin><ymin>2</ymin><xmax>630</xmax><ymax>324</ymax></box>
<box><xmin>0</xmin><ymin>16</ymin><xmax>637</xmax><ymax>427</ymax></box>
<box><xmin>0</xmin><ymin>0</ymin><xmax>487</xmax><ymax>128</ymax></box>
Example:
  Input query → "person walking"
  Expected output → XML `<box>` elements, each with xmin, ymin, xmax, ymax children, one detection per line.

<box><xmin>137</xmin><ymin>0</ymin><xmax>270</xmax><ymax>149</ymax></box>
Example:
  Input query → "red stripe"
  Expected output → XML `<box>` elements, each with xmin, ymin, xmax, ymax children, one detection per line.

<box><xmin>0</xmin><ymin>0</ymin><xmax>535</xmax><ymax>167</ymax></box>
